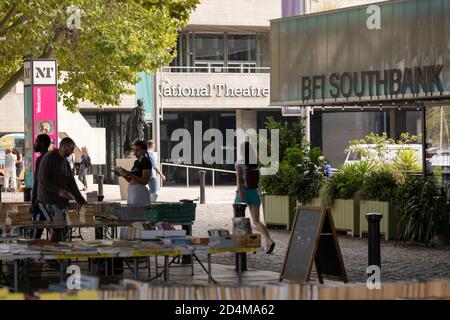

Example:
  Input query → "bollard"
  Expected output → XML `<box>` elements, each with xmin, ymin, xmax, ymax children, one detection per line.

<box><xmin>0</xmin><ymin>184</ymin><xmax>2</xmax><ymax>202</ymax></box>
<box><xmin>97</xmin><ymin>174</ymin><xmax>104</xmax><ymax>202</ymax></box>
<box><xmin>199</xmin><ymin>170</ymin><xmax>206</xmax><ymax>204</ymax></box>
<box><xmin>366</xmin><ymin>213</ymin><xmax>382</xmax><ymax>269</ymax></box>
<box><xmin>233</xmin><ymin>202</ymin><xmax>248</xmax><ymax>271</ymax></box>
<box><xmin>23</xmin><ymin>187</ymin><xmax>32</xmax><ymax>202</ymax></box>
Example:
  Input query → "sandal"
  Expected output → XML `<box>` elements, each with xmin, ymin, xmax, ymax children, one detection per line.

<box><xmin>265</xmin><ymin>240</ymin><xmax>276</xmax><ymax>254</ymax></box>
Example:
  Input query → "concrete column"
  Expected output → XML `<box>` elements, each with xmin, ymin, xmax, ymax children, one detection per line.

<box><xmin>236</xmin><ymin>109</ymin><xmax>257</xmax><ymax>132</ymax></box>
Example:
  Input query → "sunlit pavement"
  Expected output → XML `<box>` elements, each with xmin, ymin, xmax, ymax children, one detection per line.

<box><xmin>2</xmin><ymin>178</ymin><xmax>450</xmax><ymax>283</ymax></box>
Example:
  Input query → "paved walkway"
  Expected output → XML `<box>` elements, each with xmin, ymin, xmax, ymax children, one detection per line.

<box><xmin>2</xmin><ymin>180</ymin><xmax>450</xmax><ymax>283</ymax></box>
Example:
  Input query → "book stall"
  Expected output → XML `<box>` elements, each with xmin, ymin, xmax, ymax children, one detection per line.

<box><xmin>0</xmin><ymin>200</ymin><xmax>263</xmax><ymax>294</ymax></box>
<box><xmin>1</xmin><ymin>279</ymin><xmax>449</xmax><ymax>300</ymax></box>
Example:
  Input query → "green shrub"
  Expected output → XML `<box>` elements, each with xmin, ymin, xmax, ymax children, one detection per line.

<box><xmin>395</xmin><ymin>175</ymin><xmax>450</xmax><ymax>244</ymax></box>
<box><xmin>360</xmin><ymin>168</ymin><xmax>397</xmax><ymax>202</ymax></box>
<box><xmin>325</xmin><ymin>162</ymin><xmax>371</xmax><ymax>199</ymax></box>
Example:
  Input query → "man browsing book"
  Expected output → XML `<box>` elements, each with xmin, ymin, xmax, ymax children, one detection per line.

<box><xmin>37</xmin><ymin>137</ymin><xmax>87</xmax><ymax>242</ymax></box>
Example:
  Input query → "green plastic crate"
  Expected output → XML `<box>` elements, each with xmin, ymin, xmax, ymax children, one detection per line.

<box><xmin>153</xmin><ymin>202</ymin><xmax>196</xmax><ymax>222</ymax></box>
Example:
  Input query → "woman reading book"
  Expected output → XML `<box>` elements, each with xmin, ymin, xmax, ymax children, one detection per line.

<box><xmin>116</xmin><ymin>140</ymin><xmax>152</xmax><ymax>205</ymax></box>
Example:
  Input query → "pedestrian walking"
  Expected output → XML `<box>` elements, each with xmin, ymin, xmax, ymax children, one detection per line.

<box><xmin>147</xmin><ymin>140</ymin><xmax>166</xmax><ymax>202</ymax></box>
<box><xmin>78</xmin><ymin>146</ymin><xmax>91</xmax><ymax>191</ymax></box>
<box><xmin>4</xmin><ymin>148</ymin><xmax>17</xmax><ymax>192</ymax></box>
<box><xmin>234</xmin><ymin>141</ymin><xmax>275</xmax><ymax>254</ymax></box>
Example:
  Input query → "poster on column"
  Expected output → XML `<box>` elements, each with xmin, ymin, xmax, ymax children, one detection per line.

<box><xmin>23</xmin><ymin>59</ymin><xmax>58</xmax><ymax>188</ymax></box>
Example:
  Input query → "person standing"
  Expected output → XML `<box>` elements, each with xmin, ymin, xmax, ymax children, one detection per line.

<box><xmin>146</xmin><ymin>140</ymin><xmax>166</xmax><ymax>202</ymax></box>
<box><xmin>78</xmin><ymin>146</ymin><xmax>91</xmax><ymax>191</ymax></box>
<box><xmin>4</xmin><ymin>148</ymin><xmax>17</xmax><ymax>192</ymax></box>
<box><xmin>37</xmin><ymin>137</ymin><xmax>86</xmax><ymax>242</ymax></box>
<box><xmin>116</xmin><ymin>140</ymin><xmax>151</xmax><ymax>205</ymax></box>
<box><xmin>12</xmin><ymin>148</ymin><xmax>23</xmax><ymax>178</ymax></box>
<box><xmin>31</xmin><ymin>134</ymin><xmax>51</xmax><ymax>239</ymax></box>
<box><xmin>234</xmin><ymin>141</ymin><xmax>275</xmax><ymax>254</ymax></box>
<box><xmin>66</xmin><ymin>152</ymin><xmax>76</xmax><ymax>176</ymax></box>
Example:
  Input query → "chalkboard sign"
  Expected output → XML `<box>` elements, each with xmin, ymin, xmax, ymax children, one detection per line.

<box><xmin>279</xmin><ymin>206</ymin><xmax>347</xmax><ymax>283</ymax></box>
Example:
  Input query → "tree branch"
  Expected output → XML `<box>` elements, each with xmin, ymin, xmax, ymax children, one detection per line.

<box><xmin>0</xmin><ymin>67</ymin><xmax>23</xmax><ymax>100</ymax></box>
<box><xmin>0</xmin><ymin>14</ymin><xmax>28</xmax><ymax>37</ymax></box>
<box><xmin>0</xmin><ymin>3</ymin><xmax>17</xmax><ymax>32</ymax></box>
<box><xmin>0</xmin><ymin>26</ymin><xmax>66</xmax><ymax>100</ymax></box>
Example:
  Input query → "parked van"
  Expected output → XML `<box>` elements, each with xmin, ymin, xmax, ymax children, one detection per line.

<box><xmin>344</xmin><ymin>144</ymin><xmax>423</xmax><ymax>165</ymax></box>
<box><xmin>0</xmin><ymin>133</ymin><xmax>25</xmax><ymax>180</ymax></box>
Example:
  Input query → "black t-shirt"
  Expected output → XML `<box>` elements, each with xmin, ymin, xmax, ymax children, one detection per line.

<box><xmin>131</xmin><ymin>155</ymin><xmax>152</xmax><ymax>178</ymax></box>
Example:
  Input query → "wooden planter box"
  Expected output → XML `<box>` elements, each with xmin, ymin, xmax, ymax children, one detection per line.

<box><xmin>330</xmin><ymin>199</ymin><xmax>360</xmax><ymax>237</ymax></box>
<box><xmin>359</xmin><ymin>200</ymin><xmax>397</xmax><ymax>240</ymax></box>
<box><xmin>303</xmin><ymin>198</ymin><xmax>359</xmax><ymax>237</ymax></box>
<box><xmin>263</xmin><ymin>195</ymin><xmax>296</xmax><ymax>230</ymax></box>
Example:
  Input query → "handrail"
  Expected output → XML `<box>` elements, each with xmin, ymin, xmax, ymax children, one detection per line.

<box><xmin>160</xmin><ymin>162</ymin><xmax>236</xmax><ymax>188</ymax></box>
<box><xmin>161</xmin><ymin>65</ymin><xmax>271</xmax><ymax>74</ymax></box>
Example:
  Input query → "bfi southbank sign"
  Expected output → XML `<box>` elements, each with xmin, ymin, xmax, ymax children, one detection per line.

<box><xmin>270</xmin><ymin>0</ymin><xmax>450</xmax><ymax>106</ymax></box>
<box><xmin>301</xmin><ymin>65</ymin><xmax>444</xmax><ymax>101</ymax></box>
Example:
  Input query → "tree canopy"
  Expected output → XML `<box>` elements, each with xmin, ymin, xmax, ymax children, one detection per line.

<box><xmin>0</xmin><ymin>0</ymin><xmax>198</xmax><ymax>111</ymax></box>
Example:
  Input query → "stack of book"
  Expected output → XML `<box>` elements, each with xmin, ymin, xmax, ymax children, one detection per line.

<box><xmin>0</xmin><ymin>208</ymin><xmax>6</xmax><ymax>224</ymax></box>
<box><xmin>119</xmin><ymin>227</ymin><xmax>138</xmax><ymax>241</ymax></box>
<box><xmin>83</xmin><ymin>202</ymin><xmax>120</xmax><ymax>216</ymax></box>
<box><xmin>5</xmin><ymin>209</ymin><xmax>31</xmax><ymax>225</ymax></box>
<box><xmin>101</xmin><ymin>280</ymin><xmax>450</xmax><ymax>300</ymax></box>
<box><xmin>2</xmin><ymin>279</ymin><xmax>449</xmax><ymax>300</ymax></box>
<box><xmin>66</xmin><ymin>211</ymin><xmax>80</xmax><ymax>225</ymax></box>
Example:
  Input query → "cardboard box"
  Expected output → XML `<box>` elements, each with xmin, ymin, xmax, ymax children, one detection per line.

<box><xmin>235</xmin><ymin>235</ymin><xmax>246</xmax><ymax>247</ymax></box>
<box><xmin>246</xmin><ymin>234</ymin><xmax>261</xmax><ymax>247</ymax></box>
<box><xmin>209</xmin><ymin>236</ymin><xmax>236</xmax><ymax>249</ymax></box>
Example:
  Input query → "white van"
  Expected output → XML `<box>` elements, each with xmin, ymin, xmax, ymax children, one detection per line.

<box><xmin>344</xmin><ymin>144</ymin><xmax>423</xmax><ymax>165</ymax></box>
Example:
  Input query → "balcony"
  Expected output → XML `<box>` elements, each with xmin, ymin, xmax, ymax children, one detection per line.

<box><xmin>161</xmin><ymin>62</ymin><xmax>270</xmax><ymax>74</ymax></box>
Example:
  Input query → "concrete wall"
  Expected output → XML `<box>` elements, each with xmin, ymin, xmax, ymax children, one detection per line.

<box><xmin>189</xmin><ymin>0</ymin><xmax>281</xmax><ymax>27</ymax></box>
<box><xmin>57</xmin><ymin>103</ymin><xmax>106</xmax><ymax>165</ymax></box>
<box><xmin>236</xmin><ymin>110</ymin><xmax>257</xmax><ymax>131</ymax></box>
<box><xmin>0</xmin><ymin>83</ymin><xmax>106</xmax><ymax>165</ymax></box>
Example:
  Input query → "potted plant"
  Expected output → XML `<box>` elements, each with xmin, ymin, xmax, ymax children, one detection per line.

<box><xmin>359</xmin><ymin>167</ymin><xmax>398</xmax><ymax>240</ymax></box>
<box><xmin>260</xmin><ymin>116</ymin><xmax>325</xmax><ymax>230</ymax></box>
<box><xmin>260</xmin><ymin>162</ymin><xmax>297</xmax><ymax>230</ymax></box>
<box><xmin>395</xmin><ymin>175</ymin><xmax>450</xmax><ymax>245</ymax></box>
<box><xmin>323</xmin><ymin>162</ymin><xmax>370</xmax><ymax>237</ymax></box>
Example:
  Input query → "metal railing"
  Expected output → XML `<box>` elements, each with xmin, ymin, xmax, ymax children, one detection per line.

<box><xmin>161</xmin><ymin>64</ymin><xmax>270</xmax><ymax>74</ymax></box>
<box><xmin>160</xmin><ymin>163</ymin><xmax>236</xmax><ymax>188</ymax></box>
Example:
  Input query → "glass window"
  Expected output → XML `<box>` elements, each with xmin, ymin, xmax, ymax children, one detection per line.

<box><xmin>425</xmin><ymin>106</ymin><xmax>450</xmax><ymax>186</ymax></box>
<box><xmin>194</xmin><ymin>34</ymin><xmax>224</xmax><ymax>61</ymax></box>
<box><xmin>227</xmin><ymin>35</ymin><xmax>256</xmax><ymax>62</ymax></box>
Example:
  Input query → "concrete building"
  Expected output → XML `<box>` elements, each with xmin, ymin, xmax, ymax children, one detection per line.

<box><xmin>0</xmin><ymin>0</ymin><xmax>422</xmax><ymax>185</ymax></box>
